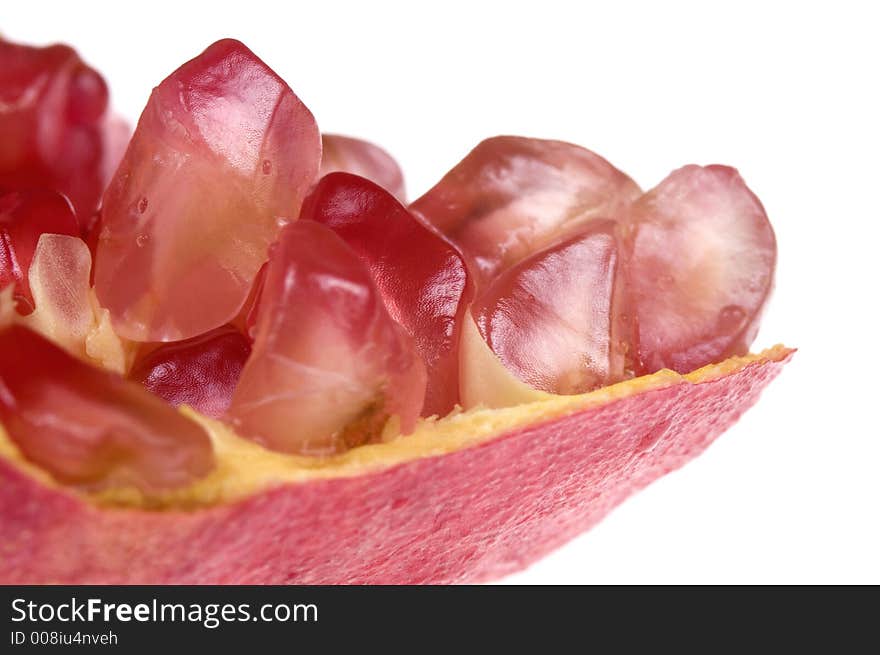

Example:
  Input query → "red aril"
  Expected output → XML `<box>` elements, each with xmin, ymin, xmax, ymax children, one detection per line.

<box><xmin>0</xmin><ymin>325</ymin><xmax>214</xmax><ymax>493</ymax></box>
<box><xmin>410</xmin><ymin>136</ymin><xmax>641</xmax><ymax>284</ymax></box>
<box><xmin>472</xmin><ymin>221</ymin><xmax>629</xmax><ymax>395</ymax></box>
<box><xmin>227</xmin><ymin>220</ymin><xmax>426</xmax><ymax>455</ymax></box>
<box><xmin>0</xmin><ymin>39</ymin><xmax>112</xmax><ymax>224</ymax></box>
<box><xmin>95</xmin><ymin>39</ymin><xmax>321</xmax><ymax>342</ymax></box>
<box><xmin>321</xmin><ymin>134</ymin><xmax>406</xmax><ymax>201</ymax></box>
<box><xmin>626</xmin><ymin>165</ymin><xmax>776</xmax><ymax>374</ymax></box>
<box><xmin>300</xmin><ymin>173</ymin><xmax>472</xmax><ymax>416</ymax></box>
<box><xmin>0</xmin><ymin>189</ymin><xmax>79</xmax><ymax>313</ymax></box>
<box><xmin>129</xmin><ymin>325</ymin><xmax>251</xmax><ymax>419</ymax></box>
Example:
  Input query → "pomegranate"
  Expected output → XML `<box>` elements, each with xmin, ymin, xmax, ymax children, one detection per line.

<box><xmin>0</xmin><ymin>34</ymin><xmax>790</xmax><ymax>585</ymax></box>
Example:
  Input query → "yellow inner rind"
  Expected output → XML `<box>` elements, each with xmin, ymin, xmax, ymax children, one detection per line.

<box><xmin>0</xmin><ymin>345</ymin><xmax>791</xmax><ymax>510</ymax></box>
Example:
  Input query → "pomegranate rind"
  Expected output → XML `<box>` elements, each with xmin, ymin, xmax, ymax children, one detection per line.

<box><xmin>0</xmin><ymin>346</ymin><xmax>792</xmax><ymax>583</ymax></box>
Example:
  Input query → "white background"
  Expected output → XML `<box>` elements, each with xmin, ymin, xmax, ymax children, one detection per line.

<box><xmin>4</xmin><ymin>1</ymin><xmax>878</xmax><ymax>583</ymax></box>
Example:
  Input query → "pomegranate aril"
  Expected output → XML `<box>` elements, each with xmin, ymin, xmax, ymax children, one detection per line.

<box><xmin>0</xmin><ymin>189</ymin><xmax>79</xmax><ymax>312</ymax></box>
<box><xmin>26</xmin><ymin>233</ymin><xmax>94</xmax><ymax>354</ymax></box>
<box><xmin>410</xmin><ymin>136</ymin><xmax>641</xmax><ymax>285</ymax></box>
<box><xmin>0</xmin><ymin>39</ymin><xmax>112</xmax><ymax>224</ymax></box>
<box><xmin>129</xmin><ymin>325</ymin><xmax>251</xmax><ymax>419</ymax></box>
<box><xmin>300</xmin><ymin>173</ymin><xmax>472</xmax><ymax>416</ymax></box>
<box><xmin>626</xmin><ymin>165</ymin><xmax>776</xmax><ymax>374</ymax></box>
<box><xmin>0</xmin><ymin>325</ymin><xmax>214</xmax><ymax>493</ymax></box>
<box><xmin>227</xmin><ymin>220</ymin><xmax>426</xmax><ymax>455</ymax></box>
<box><xmin>95</xmin><ymin>39</ymin><xmax>321</xmax><ymax>342</ymax></box>
<box><xmin>473</xmin><ymin>221</ymin><xmax>629</xmax><ymax>395</ymax></box>
<box><xmin>66</xmin><ymin>63</ymin><xmax>108</xmax><ymax>124</ymax></box>
<box><xmin>320</xmin><ymin>134</ymin><xmax>406</xmax><ymax>201</ymax></box>
<box><xmin>2</xmin><ymin>232</ymin><xmax>130</xmax><ymax>374</ymax></box>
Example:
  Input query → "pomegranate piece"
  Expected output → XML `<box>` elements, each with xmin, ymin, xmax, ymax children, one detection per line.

<box><xmin>227</xmin><ymin>220</ymin><xmax>426</xmax><ymax>455</ymax></box>
<box><xmin>0</xmin><ymin>39</ymin><xmax>112</xmax><ymax>223</ymax></box>
<box><xmin>410</xmin><ymin>136</ymin><xmax>641</xmax><ymax>284</ymax></box>
<box><xmin>129</xmin><ymin>325</ymin><xmax>251</xmax><ymax>419</ymax></box>
<box><xmin>0</xmin><ymin>189</ymin><xmax>79</xmax><ymax>313</ymax></box>
<box><xmin>320</xmin><ymin>134</ymin><xmax>406</xmax><ymax>201</ymax></box>
<box><xmin>472</xmin><ymin>221</ymin><xmax>629</xmax><ymax>395</ymax></box>
<box><xmin>626</xmin><ymin>165</ymin><xmax>776</xmax><ymax>374</ymax></box>
<box><xmin>301</xmin><ymin>173</ymin><xmax>471</xmax><ymax>416</ymax></box>
<box><xmin>95</xmin><ymin>39</ymin><xmax>321</xmax><ymax>342</ymax></box>
<box><xmin>0</xmin><ymin>325</ymin><xmax>214</xmax><ymax>493</ymax></box>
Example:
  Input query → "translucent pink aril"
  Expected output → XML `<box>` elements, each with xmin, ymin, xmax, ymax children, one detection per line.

<box><xmin>0</xmin><ymin>325</ymin><xmax>214</xmax><ymax>493</ymax></box>
<box><xmin>95</xmin><ymin>39</ymin><xmax>321</xmax><ymax>342</ymax></box>
<box><xmin>473</xmin><ymin>221</ymin><xmax>629</xmax><ymax>394</ymax></box>
<box><xmin>0</xmin><ymin>39</ymin><xmax>113</xmax><ymax>225</ymax></box>
<box><xmin>320</xmin><ymin>134</ymin><xmax>406</xmax><ymax>201</ymax></box>
<box><xmin>410</xmin><ymin>136</ymin><xmax>641</xmax><ymax>285</ymax></box>
<box><xmin>129</xmin><ymin>325</ymin><xmax>252</xmax><ymax>419</ymax></box>
<box><xmin>625</xmin><ymin>165</ymin><xmax>776</xmax><ymax>374</ymax></box>
<box><xmin>301</xmin><ymin>173</ymin><xmax>472</xmax><ymax>417</ymax></box>
<box><xmin>227</xmin><ymin>220</ymin><xmax>426</xmax><ymax>455</ymax></box>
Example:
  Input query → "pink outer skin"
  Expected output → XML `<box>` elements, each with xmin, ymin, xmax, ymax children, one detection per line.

<box><xmin>0</xmin><ymin>350</ymin><xmax>791</xmax><ymax>584</ymax></box>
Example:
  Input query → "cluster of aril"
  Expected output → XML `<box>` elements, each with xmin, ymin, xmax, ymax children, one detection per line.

<box><xmin>0</xmin><ymin>38</ymin><xmax>775</xmax><ymax>495</ymax></box>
